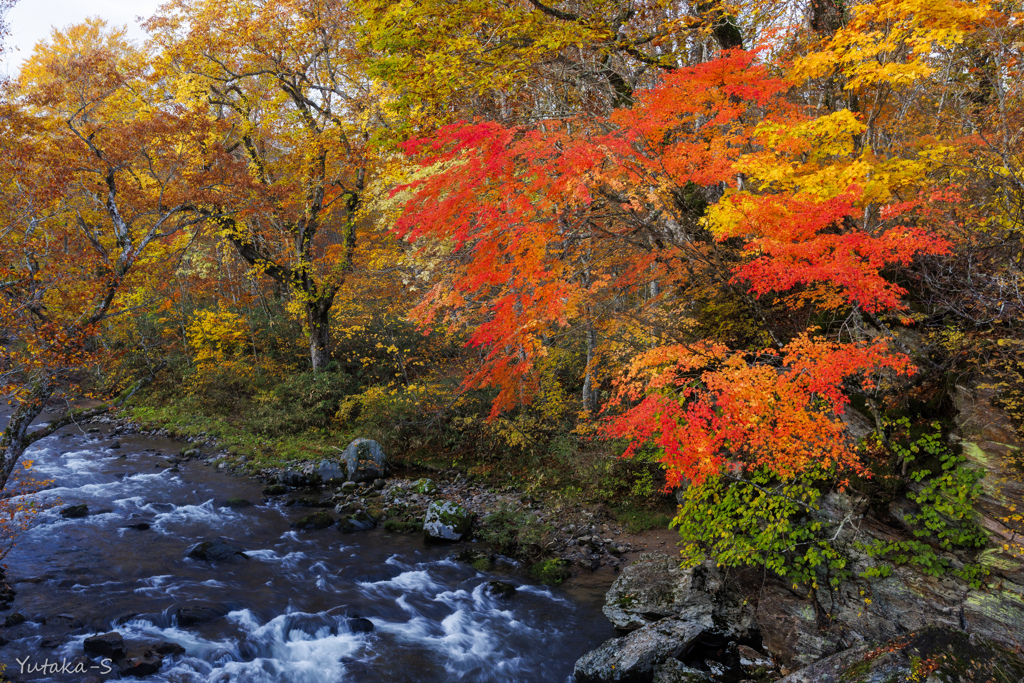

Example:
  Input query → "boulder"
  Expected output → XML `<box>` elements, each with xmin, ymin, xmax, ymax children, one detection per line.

<box><xmin>84</xmin><ymin>632</ymin><xmax>126</xmax><ymax>659</ymax></box>
<box><xmin>574</xmin><ymin>618</ymin><xmax>704</xmax><ymax>683</ymax></box>
<box><xmin>423</xmin><ymin>500</ymin><xmax>473</xmax><ymax>542</ymax></box>
<box><xmin>605</xmin><ymin>554</ymin><xmax>755</xmax><ymax>637</ymax></box>
<box><xmin>60</xmin><ymin>503</ymin><xmax>89</xmax><ymax>519</ymax></box>
<box><xmin>317</xmin><ymin>460</ymin><xmax>347</xmax><ymax>486</ymax></box>
<box><xmin>342</xmin><ymin>438</ymin><xmax>388</xmax><ymax>483</ymax></box>
<box><xmin>262</xmin><ymin>484</ymin><xmax>288</xmax><ymax>496</ymax></box>
<box><xmin>338</xmin><ymin>511</ymin><xmax>376</xmax><ymax>534</ymax></box>
<box><xmin>346</xmin><ymin>617</ymin><xmax>374</xmax><ymax>633</ymax></box>
<box><xmin>291</xmin><ymin>511</ymin><xmax>335</xmax><ymax>530</ymax></box>
<box><xmin>779</xmin><ymin>626</ymin><xmax>1024</xmax><ymax>683</ymax></box>
<box><xmin>222</xmin><ymin>498</ymin><xmax>252</xmax><ymax>508</ymax></box>
<box><xmin>186</xmin><ymin>539</ymin><xmax>249</xmax><ymax>563</ymax></box>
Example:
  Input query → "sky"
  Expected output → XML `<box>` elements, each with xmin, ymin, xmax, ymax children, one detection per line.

<box><xmin>2</xmin><ymin>0</ymin><xmax>163</xmax><ymax>75</ymax></box>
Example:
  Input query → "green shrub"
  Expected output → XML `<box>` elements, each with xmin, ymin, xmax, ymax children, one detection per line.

<box><xmin>674</xmin><ymin>467</ymin><xmax>848</xmax><ymax>592</ymax></box>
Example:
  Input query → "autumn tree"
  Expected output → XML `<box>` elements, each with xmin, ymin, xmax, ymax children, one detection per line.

<box><xmin>147</xmin><ymin>0</ymin><xmax>380</xmax><ymax>371</ymax></box>
<box><xmin>392</xmin><ymin>19</ymin><xmax>967</xmax><ymax>482</ymax></box>
<box><xmin>0</xmin><ymin>20</ymin><xmax>224</xmax><ymax>488</ymax></box>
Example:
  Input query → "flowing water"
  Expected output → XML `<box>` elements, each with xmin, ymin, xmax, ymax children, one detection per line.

<box><xmin>0</xmin><ymin>424</ymin><xmax>615</xmax><ymax>682</ymax></box>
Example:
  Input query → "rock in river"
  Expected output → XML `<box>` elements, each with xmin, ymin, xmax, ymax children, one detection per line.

<box><xmin>186</xmin><ymin>539</ymin><xmax>249</xmax><ymax>563</ymax></box>
<box><xmin>83</xmin><ymin>631</ymin><xmax>126</xmax><ymax>660</ymax></box>
<box><xmin>60</xmin><ymin>503</ymin><xmax>89</xmax><ymax>519</ymax></box>
<box><xmin>291</xmin><ymin>511</ymin><xmax>335</xmax><ymax>530</ymax></box>
<box><xmin>176</xmin><ymin>603</ymin><xmax>230</xmax><ymax>626</ymax></box>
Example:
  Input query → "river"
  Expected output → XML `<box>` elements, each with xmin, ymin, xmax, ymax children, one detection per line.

<box><xmin>0</xmin><ymin>421</ymin><xmax>616</xmax><ymax>682</ymax></box>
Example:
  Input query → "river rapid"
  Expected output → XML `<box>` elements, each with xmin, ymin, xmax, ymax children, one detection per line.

<box><xmin>0</xmin><ymin>422</ymin><xmax>616</xmax><ymax>682</ymax></box>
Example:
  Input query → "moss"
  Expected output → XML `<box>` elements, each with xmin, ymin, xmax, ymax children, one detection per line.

<box><xmin>529</xmin><ymin>558</ymin><xmax>570</xmax><ymax>584</ymax></box>
<box><xmin>615</xmin><ymin>594</ymin><xmax>637</xmax><ymax>608</ymax></box>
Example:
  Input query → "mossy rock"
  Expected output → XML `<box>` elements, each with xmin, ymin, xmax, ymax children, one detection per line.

<box><xmin>412</xmin><ymin>478</ymin><xmax>439</xmax><ymax>494</ymax></box>
<box><xmin>456</xmin><ymin>549</ymin><xmax>494</xmax><ymax>570</ymax></box>
<box><xmin>223</xmin><ymin>498</ymin><xmax>252</xmax><ymax>508</ymax></box>
<box><xmin>529</xmin><ymin>558</ymin><xmax>571</xmax><ymax>585</ymax></box>
<box><xmin>423</xmin><ymin>500</ymin><xmax>474</xmax><ymax>542</ymax></box>
<box><xmin>60</xmin><ymin>503</ymin><xmax>89</xmax><ymax>519</ymax></box>
<box><xmin>262</xmin><ymin>484</ymin><xmax>288</xmax><ymax>496</ymax></box>
<box><xmin>290</xmin><ymin>512</ymin><xmax>334</xmax><ymax>530</ymax></box>
<box><xmin>339</xmin><ymin>511</ymin><xmax>377</xmax><ymax>534</ymax></box>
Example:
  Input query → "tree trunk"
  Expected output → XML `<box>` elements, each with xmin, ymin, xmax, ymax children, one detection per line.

<box><xmin>582</xmin><ymin>322</ymin><xmax>598</xmax><ymax>412</ymax></box>
<box><xmin>0</xmin><ymin>382</ymin><xmax>53</xmax><ymax>490</ymax></box>
<box><xmin>307</xmin><ymin>297</ymin><xmax>333</xmax><ymax>372</ymax></box>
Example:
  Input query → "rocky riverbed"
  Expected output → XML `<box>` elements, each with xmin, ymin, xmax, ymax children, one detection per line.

<box><xmin>0</xmin><ymin>416</ymin><xmax>618</xmax><ymax>682</ymax></box>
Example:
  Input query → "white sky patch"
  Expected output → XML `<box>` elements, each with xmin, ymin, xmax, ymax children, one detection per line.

<box><xmin>2</xmin><ymin>0</ymin><xmax>163</xmax><ymax>75</ymax></box>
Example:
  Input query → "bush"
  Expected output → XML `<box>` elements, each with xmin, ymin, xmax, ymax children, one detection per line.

<box><xmin>250</xmin><ymin>367</ymin><xmax>357</xmax><ymax>436</ymax></box>
<box><xmin>674</xmin><ymin>467</ymin><xmax>848</xmax><ymax>593</ymax></box>
<box><xmin>478</xmin><ymin>505</ymin><xmax>557</xmax><ymax>560</ymax></box>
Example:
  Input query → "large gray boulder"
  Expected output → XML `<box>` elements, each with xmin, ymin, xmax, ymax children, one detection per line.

<box><xmin>342</xmin><ymin>439</ymin><xmax>387</xmax><ymax>483</ymax></box>
<box><xmin>316</xmin><ymin>460</ymin><xmax>347</xmax><ymax>486</ymax></box>
<box><xmin>604</xmin><ymin>554</ymin><xmax>715</xmax><ymax>631</ymax></box>
<box><xmin>423</xmin><ymin>500</ymin><xmax>473</xmax><ymax>542</ymax></box>
<box><xmin>605</xmin><ymin>554</ymin><xmax>756</xmax><ymax>637</ymax></box>
<box><xmin>574</xmin><ymin>618</ymin><xmax>704</xmax><ymax>683</ymax></box>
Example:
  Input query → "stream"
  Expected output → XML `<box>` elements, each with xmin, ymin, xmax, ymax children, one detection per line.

<box><xmin>0</xmin><ymin>422</ymin><xmax>616</xmax><ymax>682</ymax></box>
